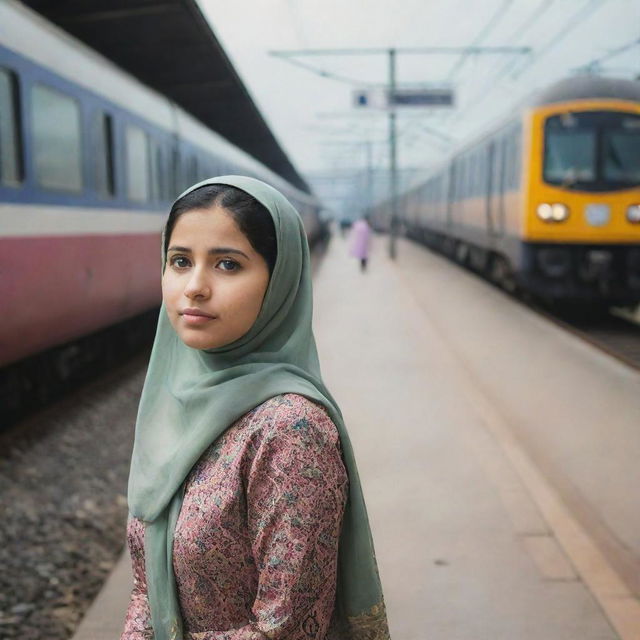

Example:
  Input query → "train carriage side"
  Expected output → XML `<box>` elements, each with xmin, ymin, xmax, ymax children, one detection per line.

<box><xmin>0</xmin><ymin>43</ymin><xmax>170</xmax><ymax>369</ymax></box>
<box><xmin>0</xmin><ymin>0</ymin><xmax>321</xmax><ymax>372</ymax></box>
<box><xmin>400</xmin><ymin>77</ymin><xmax>640</xmax><ymax>306</ymax></box>
<box><xmin>401</xmin><ymin>114</ymin><xmax>528</xmax><ymax>281</ymax></box>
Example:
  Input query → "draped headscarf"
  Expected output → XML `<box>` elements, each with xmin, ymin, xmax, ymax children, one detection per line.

<box><xmin>128</xmin><ymin>176</ymin><xmax>389</xmax><ymax>640</ymax></box>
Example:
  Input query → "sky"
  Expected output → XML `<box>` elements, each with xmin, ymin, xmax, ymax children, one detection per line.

<box><xmin>197</xmin><ymin>0</ymin><xmax>640</xmax><ymax>214</ymax></box>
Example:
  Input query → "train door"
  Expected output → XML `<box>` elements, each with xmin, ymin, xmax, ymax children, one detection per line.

<box><xmin>170</xmin><ymin>144</ymin><xmax>181</xmax><ymax>198</ymax></box>
<box><xmin>485</xmin><ymin>143</ymin><xmax>495</xmax><ymax>235</ymax></box>
<box><xmin>497</xmin><ymin>136</ymin><xmax>507</xmax><ymax>236</ymax></box>
<box><xmin>446</xmin><ymin>161</ymin><xmax>456</xmax><ymax>229</ymax></box>
<box><xmin>487</xmin><ymin>138</ymin><xmax>505</xmax><ymax>236</ymax></box>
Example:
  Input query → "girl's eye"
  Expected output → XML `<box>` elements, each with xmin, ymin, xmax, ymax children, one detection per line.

<box><xmin>170</xmin><ymin>256</ymin><xmax>191</xmax><ymax>269</ymax></box>
<box><xmin>218</xmin><ymin>259</ymin><xmax>240</xmax><ymax>272</ymax></box>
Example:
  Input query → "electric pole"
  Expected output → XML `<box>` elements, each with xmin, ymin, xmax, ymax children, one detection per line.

<box><xmin>388</xmin><ymin>48</ymin><xmax>398</xmax><ymax>260</ymax></box>
<box><xmin>270</xmin><ymin>45</ymin><xmax>531</xmax><ymax>259</ymax></box>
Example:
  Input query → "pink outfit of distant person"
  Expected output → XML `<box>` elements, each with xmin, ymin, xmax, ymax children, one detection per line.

<box><xmin>349</xmin><ymin>219</ymin><xmax>372</xmax><ymax>260</ymax></box>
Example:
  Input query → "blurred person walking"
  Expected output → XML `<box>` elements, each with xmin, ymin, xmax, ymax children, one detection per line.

<box><xmin>349</xmin><ymin>217</ymin><xmax>372</xmax><ymax>272</ymax></box>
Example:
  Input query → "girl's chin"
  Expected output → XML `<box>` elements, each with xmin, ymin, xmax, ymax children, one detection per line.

<box><xmin>178</xmin><ymin>330</ymin><xmax>222</xmax><ymax>351</ymax></box>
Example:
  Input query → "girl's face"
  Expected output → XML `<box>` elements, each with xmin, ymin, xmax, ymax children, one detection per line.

<box><xmin>162</xmin><ymin>206</ymin><xmax>271</xmax><ymax>350</ymax></box>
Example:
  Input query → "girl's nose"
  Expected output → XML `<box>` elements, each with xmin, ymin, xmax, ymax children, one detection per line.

<box><xmin>184</xmin><ymin>268</ymin><xmax>211</xmax><ymax>299</ymax></box>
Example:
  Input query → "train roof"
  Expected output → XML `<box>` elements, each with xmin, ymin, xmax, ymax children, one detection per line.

<box><xmin>529</xmin><ymin>75</ymin><xmax>640</xmax><ymax>107</ymax></box>
<box><xmin>20</xmin><ymin>0</ymin><xmax>311</xmax><ymax>194</ymax></box>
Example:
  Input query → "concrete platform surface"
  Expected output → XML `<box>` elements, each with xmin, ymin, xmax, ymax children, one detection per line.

<box><xmin>73</xmin><ymin>233</ymin><xmax>640</xmax><ymax>639</ymax></box>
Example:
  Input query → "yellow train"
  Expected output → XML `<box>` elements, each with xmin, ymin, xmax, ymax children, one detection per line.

<box><xmin>385</xmin><ymin>76</ymin><xmax>640</xmax><ymax>306</ymax></box>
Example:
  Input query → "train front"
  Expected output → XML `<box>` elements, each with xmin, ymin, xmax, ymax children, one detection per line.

<box><xmin>523</xmin><ymin>79</ymin><xmax>640</xmax><ymax>306</ymax></box>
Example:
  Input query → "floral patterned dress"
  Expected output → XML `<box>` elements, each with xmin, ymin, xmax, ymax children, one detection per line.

<box><xmin>121</xmin><ymin>394</ymin><xmax>349</xmax><ymax>640</ymax></box>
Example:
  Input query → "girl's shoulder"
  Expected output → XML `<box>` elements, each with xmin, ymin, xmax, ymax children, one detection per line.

<box><xmin>190</xmin><ymin>395</ymin><xmax>344</xmax><ymax>486</ymax></box>
<box><xmin>245</xmin><ymin>393</ymin><xmax>339</xmax><ymax>447</ymax></box>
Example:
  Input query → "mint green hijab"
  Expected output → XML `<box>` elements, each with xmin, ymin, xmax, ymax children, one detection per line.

<box><xmin>128</xmin><ymin>176</ymin><xmax>389</xmax><ymax>640</ymax></box>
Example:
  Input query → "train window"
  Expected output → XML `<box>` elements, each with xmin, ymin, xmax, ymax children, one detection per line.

<box><xmin>157</xmin><ymin>146</ymin><xmax>168</xmax><ymax>201</ymax></box>
<box><xmin>188</xmin><ymin>156</ymin><xmax>198</xmax><ymax>185</ymax></box>
<box><xmin>170</xmin><ymin>149</ymin><xmax>180</xmax><ymax>199</ymax></box>
<box><xmin>512</xmin><ymin>126</ymin><xmax>522</xmax><ymax>188</ymax></box>
<box><xmin>0</xmin><ymin>67</ymin><xmax>23</xmax><ymax>186</ymax></box>
<box><xmin>506</xmin><ymin>132</ymin><xmax>516</xmax><ymax>189</ymax></box>
<box><xmin>459</xmin><ymin>157</ymin><xmax>466</xmax><ymax>199</ymax></box>
<box><xmin>499</xmin><ymin>136</ymin><xmax>508</xmax><ymax>193</ymax></box>
<box><xmin>126</xmin><ymin>125</ymin><xmax>150</xmax><ymax>202</ymax></box>
<box><xmin>503</xmin><ymin>128</ymin><xmax>521</xmax><ymax>190</ymax></box>
<box><xmin>32</xmin><ymin>84</ymin><xmax>83</xmax><ymax>192</ymax></box>
<box><xmin>451</xmin><ymin>159</ymin><xmax>459</xmax><ymax>201</ymax></box>
<box><xmin>95</xmin><ymin>112</ymin><xmax>115</xmax><ymax>198</ymax></box>
<box><xmin>482</xmin><ymin>146</ymin><xmax>491</xmax><ymax>195</ymax></box>
<box><xmin>603</xmin><ymin>116</ymin><xmax>640</xmax><ymax>185</ymax></box>
<box><xmin>464</xmin><ymin>155</ymin><xmax>471</xmax><ymax>199</ymax></box>
<box><xmin>491</xmin><ymin>140</ymin><xmax>499</xmax><ymax>192</ymax></box>
<box><xmin>544</xmin><ymin>116</ymin><xmax>596</xmax><ymax>186</ymax></box>
<box><xmin>447</xmin><ymin>163</ymin><xmax>455</xmax><ymax>205</ymax></box>
<box><xmin>469</xmin><ymin>153</ymin><xmax>477</xmax><ymax>197</ymax></box>
<box><xmin>160</xmin><ymin>147</ymin><xmax>171</xmax><ymax>201</ymax></box>
<box><xmin>148</xmin><ymin>139</ymin><xmax>162</xmax><ymax>202</ymax></box>
<box><xmin>197</xmin><ymin>154</ymin><xmax>207</xmax><ymax>181</ymax></box>
<box><xmin>161</xmin><ymin>146</ymin><xmax>173</xmax><ymax>201</ymax></box>
<box><xmin>476</xmin><ymin>150</ymin><xmax>484</xmax><ymax>196</ymax></box>
<box><xmin>464</xmin><ymin>160</ymin><xmax>469</xmax><ymax>198</ymax></box>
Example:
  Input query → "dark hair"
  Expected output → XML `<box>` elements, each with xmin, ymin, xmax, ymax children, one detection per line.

<box><xmin>164</xmin><ymin>185</ymin><xmax>277</xmax><ymax>274</ymax></box>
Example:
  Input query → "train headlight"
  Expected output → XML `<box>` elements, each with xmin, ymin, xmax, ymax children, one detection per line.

<box><xmin>537</xmin><ymin>203</ymin><xmax>569</xmax><ymax>222</ymax></box>
<box><xmin>627</xmin><ymin>205</ymin><xmax>640</xmax><ymax>223</ymax></box>
<box><xmin>537</xmin><ymin>203</ymin><xmax>552</xmax><ymax>221</ymax></box>
<box><xmin>551</xmin><ymin>204</ymin><xmax>569</xmax><ymax>221</ymax></box>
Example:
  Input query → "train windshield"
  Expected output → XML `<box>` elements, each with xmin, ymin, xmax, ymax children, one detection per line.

<box><xmin>543</xmin><ymin>111</ymin><xmax>640</xmax><ymax>192</ymax></box>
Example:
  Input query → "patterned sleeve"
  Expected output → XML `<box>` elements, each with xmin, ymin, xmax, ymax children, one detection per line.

<box><xmin>120</xmin><ymin>516</ymin><xmax>154</xmax><ymax>640</ymax></box>
<box><xmin>247</xmin><ymin>401</ymin><xmax>348</xmax><ymax>640</ymax></box>
<box><xmin>193</xmin><ymin>400</ymin><xmax>348</xmax><ymax>640</ymax></box>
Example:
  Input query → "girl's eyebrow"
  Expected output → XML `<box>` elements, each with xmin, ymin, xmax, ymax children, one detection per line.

<box><xmin>167</xmin><ymin>245</ymin><xmax>250</xmax><ymax>260</ymax></box>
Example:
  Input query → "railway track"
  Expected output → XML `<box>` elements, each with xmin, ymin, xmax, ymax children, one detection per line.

<box><xmin>547</xmin><ymin>306</ymin><xmax>640</xmax><ymax>371</ymax></box>
<box><xmin>404</xmin><ymin>236</ymin><xmax>640</xmax><ymax>372</ymax></box>
<box><xmin>0</xmin><ymin>352</ymin><xmax>149</xmax><ymax>640</ymax></box>
<box><xmin>495</xmin><ymin>281</ymin><xmax>640</xmax><ymax>371</ymax></box>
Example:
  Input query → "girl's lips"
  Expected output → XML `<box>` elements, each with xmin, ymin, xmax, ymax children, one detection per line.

<box><xmin>181</xmin><ymin>312</ymin><xmax>217</xmax><ymax>325</ymax></box>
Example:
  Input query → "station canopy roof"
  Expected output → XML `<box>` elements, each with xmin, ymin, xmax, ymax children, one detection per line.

<box><xmin>23</xmin><ymin>0</ymin><xmax>310</xmax><ymax>193</ymax></box>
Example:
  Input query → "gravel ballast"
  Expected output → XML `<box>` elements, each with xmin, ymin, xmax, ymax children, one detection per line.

<box><xmin>0</xmin><ymin>354</ymin><xmax>148</xmax><ymax>639</ymax></box>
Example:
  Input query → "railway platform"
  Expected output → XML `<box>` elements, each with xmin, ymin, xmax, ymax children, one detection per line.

<box><xmin>73</xmin><ymin>233</ymin><xmax>640</xmax><ymax>640</ymax></box>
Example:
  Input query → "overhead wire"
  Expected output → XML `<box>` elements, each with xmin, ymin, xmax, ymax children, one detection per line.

<box><xmin>511</xmin><ymin>0</ymin><xmax>609</xmax><ymax>81</ymax></box>
<box><xmin>297</xmin><ymin>0</ymin><xmax>611</xmax><ymax>208</ymax></box>
<box><xmin>446</xmin><ymin>0</ymin><xmax>557</xmax><ymax>125</ymax></box>
<box><xmin>444</xmin><ymin>0</ymin><xmax>515</xmax><ymax>81</ymax></box>
<box><xmin>448</xmin><ymin>0</ymin><xmax>611</xmax><ymax>127</ymax></box>
<box><xmin>391</xmin><ymin>0</ymin><xmax>518</xmax><ymax>166</ymax></box>
<box><xmin>387</xmin><ymin>0</ymin><xmax>610</xmax><ymax>209</ymax></box>
<box><xmin>270</xmin><ymin>55</ymin><xmax>383</xmax><ymax>88</ymax></box>
<box><xmin>572</xmin><ymin>36</ymin><xmax>640</xmax><ymax>73</ymax></box>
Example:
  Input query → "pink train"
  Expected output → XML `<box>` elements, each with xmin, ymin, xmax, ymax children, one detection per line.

<box><xmin>0</xmin><ymin>2</ymin><xmax>322</xmax><ymax>421</ymax></box>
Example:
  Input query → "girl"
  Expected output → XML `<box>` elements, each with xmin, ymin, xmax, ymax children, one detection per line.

<box><xmin>122</xmin><ymin>176</ymin><xmax>389</xmax><ymax>640</ymax></box>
